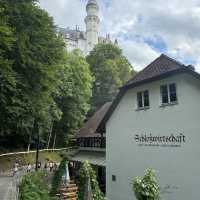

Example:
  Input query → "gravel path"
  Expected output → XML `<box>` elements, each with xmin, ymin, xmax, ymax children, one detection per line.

<box><xmin>0</xmin><ymin>176</ymin><xmax>13</xmax><ymax>200</ymax></box>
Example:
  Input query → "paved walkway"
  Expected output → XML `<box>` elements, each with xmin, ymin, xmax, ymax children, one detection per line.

<box><xmin>0</xmin><ymin>176</ymin><xmax>13</xmax><ymax>200</ymax></box>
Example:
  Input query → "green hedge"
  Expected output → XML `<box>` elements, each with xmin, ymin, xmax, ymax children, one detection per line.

<box><xmin>78</xmin><ymin>161</ymin><xmax>105</xmax><ymax>200</ymax></box>
<box><xmin>19</xmin><ymin>172</ymin><xmax>52</xmax><ymax>200</ymax></box>
<box><xmin>50</xmin><ymin>157</ymin><xmax>67</xmax><ymax>196</ymax></box>
<box><xmin>132</xmin><ymin>169</ymin><xmax>160</xmax><ymax>200</ymax></box>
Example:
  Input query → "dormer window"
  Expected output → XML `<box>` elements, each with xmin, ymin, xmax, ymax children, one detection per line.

<box><xmin>160</xmin><ymin>83</ymin><xmax>177</xmax><ymax>105</ymax></box>
<box><xmin>137</xmin><ymin>90</ymin><xmax>149</xmax><ymax>109</ymax></box>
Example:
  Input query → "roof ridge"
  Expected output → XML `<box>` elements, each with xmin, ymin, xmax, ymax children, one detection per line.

<box><xmin>160</xmin><ymin>54</ymin><xmax>185</xmax><ymax>67</ymax></box>
<box><xmin>124</xmin><ymin>54</ymin><xmax>189</xmax><ymax>88</ymax></box>
<box><xmin>125</xmin><ymin>54</ymin><xmax>164</xmax><ymax>86</ymax></box>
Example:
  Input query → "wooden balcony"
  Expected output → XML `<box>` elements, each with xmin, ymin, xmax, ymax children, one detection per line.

<box><xmin>76</xmin><ymin>137</ymin><xmax>106</xmax><ymax>149</ymax></box>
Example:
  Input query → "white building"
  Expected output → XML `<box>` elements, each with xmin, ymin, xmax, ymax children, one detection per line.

<box><xmin>97</xmin><ymin>54</ymin><xmax>200</xmax><ymax>200</ymax></box>
<box><xmin>59</xmin><ymin>0</ymin><xmax>117</xmax><ymax>55</ymax></box>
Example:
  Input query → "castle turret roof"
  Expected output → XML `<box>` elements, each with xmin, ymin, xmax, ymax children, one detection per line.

<box><xmin>87</xmin><ymin>0</ymin><xmax>99</xmax><ymax>9</ymax></box>
<box><xmin>87</xmin><ymin>0</ymin><xmax>98</xmax><ymax>5</ymax></box>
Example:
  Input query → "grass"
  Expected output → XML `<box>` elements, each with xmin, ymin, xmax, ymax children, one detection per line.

<box><xmin>0</xmin><ymin>151</ymin><xmax>63</xmax><ymax>172</ymax></box>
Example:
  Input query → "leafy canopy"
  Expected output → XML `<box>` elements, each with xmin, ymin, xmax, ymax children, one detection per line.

<box><xmin>52</xmin><ymin>50</ymin><xmax>93</xmax><ymax>147</ymax></box>
<box><xmin>0</xmin><ymin>0</ymin><xmax>65</xmax><ymax>149</ymax></box>
<box><xmin>87</xmin><ymin>43</ymin><xmax>135</xmax><ymax>114</ymax></box>
<box><xmin>19</xmin><ymin>172</ymin><xmax>51</xmax><ymax>200</ymax></box>
<box><xmin>133</xmin><ymin>169</ymin><xmax>160</xmax><ymax>200</ymax></box>
<box><xmin>78</xmin><ymin>161</ymin><xmax>105</xmax><ymax>200</ymax></box>
<box><xmin>0</xmin><ymin>0</ymin><xmax>93</xmax><ymax>150</ymax></box>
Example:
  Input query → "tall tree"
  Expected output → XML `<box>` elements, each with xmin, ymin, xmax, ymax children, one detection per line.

<box><xmin>52</xmin><ymin>50</ymin><xmax>93</xmax><ymax>147</ymax></box>
<box><xmin>0</xmin><ymin>3</ymin><xmax>16</xmax><ymax>137</ymax></box>
<box><xmin>87</xmin><ymin>43</ymin><xmax>135</xmax><ymax>114</ymax></box>
<box><xmin>0</xmin><ymin>0</ymin><xmax>65</xmax><ymax>149</ymax></box>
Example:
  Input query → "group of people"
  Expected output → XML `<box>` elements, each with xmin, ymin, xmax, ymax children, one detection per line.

<box><xmin>12</xmin><ymin>160</ymin><xmax>58</xmax><ymax>176</ymax></box>
<box><xmin>44</xmin><ymin>161</ymin><xmax>58</xmax><ymax>172</ymax></box>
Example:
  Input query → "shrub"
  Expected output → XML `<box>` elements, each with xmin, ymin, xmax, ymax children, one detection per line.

<box><xmin>19</xmin><ymin>172</ymin><xmax>51</xmax><ymax>200</ymax></box>
<box><xmin>132</xmin><ymin>169</ymin><xmax>160</xmax><ymax>200</ymax></box>
<box><xmin>78</xmin><ymin>161</ymin><xmax>105</xmax><ymax>200</ymax></box>
<box><xmin>50</xmin><ymin>156</ymin><xmax>67</xmax><ymax>196</ymax></box>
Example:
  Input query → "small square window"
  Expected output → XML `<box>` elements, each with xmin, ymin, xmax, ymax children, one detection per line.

<box><xmin>112</xmin><ymin>175</ymin><xmax>116</xmax><ymax>182</ymax></box>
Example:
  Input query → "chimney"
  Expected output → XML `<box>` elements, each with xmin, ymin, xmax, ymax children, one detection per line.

<box><xmin>187</xmin><ymin>65</ymin><xmax>195</xmax><ymax>71</ymax></box>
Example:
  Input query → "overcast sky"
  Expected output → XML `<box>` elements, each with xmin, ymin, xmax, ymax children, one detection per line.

<box><xmin>39</xmin><ymin>0</ymin><xmax>200</xmax><ymax>72</ymax></box>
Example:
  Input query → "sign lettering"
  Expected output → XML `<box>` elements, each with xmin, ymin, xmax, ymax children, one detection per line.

<box><xmin>134</xmin><ymin>133</ymin><xmax>186</xmax><ymax>147</ymax></box>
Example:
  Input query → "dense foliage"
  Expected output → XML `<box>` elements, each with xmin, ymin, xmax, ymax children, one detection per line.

<box><xmin>19</xmin><ymin>172</ymin><xmax>51</xmax><ymax>200</ymax></box>
<box><xmin>0</xmin><ymin>0</ymin><xmax>64</xmax><ymax>149</ymax></box>
<box><xmin>78</xmin><ymin>161</ymin><xmax>105</xmax><ymax>200</ymax></box>
<box><xmin>50</xmin><ymin>156</ymin><xmax>68</xmax><ymax>196</ymax></box>
<box><xmin>52</xmin><ymin>50</ymin><xmax>93</xmax><ymax>147</ymax></box>
<box><xmin>133</xmin><ymin>169</ymin><xmax>160</xmax><ymax>200</ymax></box>
<box><xmin>0</xmin><ymin>0</ymin><xmax>93</xmax><ymax>150</ymax></box>
<box><xmin>87</xmin><ymin>43</ymin><xmax>135</xmax><ymax>114</ymax></box>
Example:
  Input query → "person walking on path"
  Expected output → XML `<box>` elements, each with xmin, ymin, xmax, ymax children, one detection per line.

<box><xmin>44</xmin><ymin>162</ymin><xmax>48</xmax><ymax>171</ymax></box>
<box><xmin>49</xmin><ymin>161</ymin><xmax>54</xmax><ymax>172</ymax></box>
<box><xmin>38</xmin><ymin>162</ymin><xmax>41</xmax><ymax>170</ymax></box>
<box><xmin>27</xmin><ymin>163</ymin><xmax>32</xmax><ymax>173</ymax></box>
<box><xmin>13</xmin><ymin>161</ymin><xmax>19</xmax><ymax>176</ymax></box>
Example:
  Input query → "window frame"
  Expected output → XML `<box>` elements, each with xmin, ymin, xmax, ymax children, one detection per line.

<box><xmin>160</xmin><ymin>83</ymin><xmax>178</xmax><ymax>106</ymax></box>
<box><xmin>136</xmin><ymin>90</ymin><xmax>150</xmax><ymax>110</ymax></box>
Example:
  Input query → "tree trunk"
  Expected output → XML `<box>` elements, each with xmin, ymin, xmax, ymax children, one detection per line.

<box><xmin>47</xmin><ymin>121</ymin><xmax>53</xmax><ymax>149</ymax></box>
<box><xmin>32</xmin><ymin>119</ymin><xmax>40</xmax><ymax>171</ymax></box>
<box><xmin>52</xmin><ymin>132</ymin><xmax>57</xmax><ymax>151</ymax></box>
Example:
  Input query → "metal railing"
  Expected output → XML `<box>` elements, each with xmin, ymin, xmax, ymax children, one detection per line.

<box><xmin>0</xmin><ymin>148</ymin><xmax>69</xmax><ymax>158</ymax></box>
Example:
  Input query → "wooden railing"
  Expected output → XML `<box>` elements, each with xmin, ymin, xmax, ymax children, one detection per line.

<box><xmin>77</xmin><ymin>137</ymin><xmax>106</xmax><ymax>148</ymax></box>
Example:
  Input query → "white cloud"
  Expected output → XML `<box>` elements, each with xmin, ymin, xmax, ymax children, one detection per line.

<box><xmin>39</xmin><ymin>0</ymin><xmax>200</xmax><ymax>72</ymax></box>
<box><xmin>39</xmin><ymin>0</ymin><xmax>85</xmax><ymax>29</ymax></box>
<box><xmin>120</xmin><ymin>39</ymin><xmax>159</xmax><ymax>71</ymax></box>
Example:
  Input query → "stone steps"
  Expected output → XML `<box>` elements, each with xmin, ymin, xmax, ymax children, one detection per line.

<box><xmin>60</xmin><ymin>181</ymin><xmax>78</xmax><ymax>200</ymax></box>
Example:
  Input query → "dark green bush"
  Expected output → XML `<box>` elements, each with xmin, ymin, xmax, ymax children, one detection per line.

<box><xmin>78</xmin><ymin>161</ymin><xmax>105</xmax><ymax>200</ymax></box>
<box><xmin>50</xmin><ymin>157</ymin><xmax>67</xmax><ymax>196</ymax></box>
<box><xmin>19</xmin><ymin>172</ymin><xmax>51</xmax><ymax>200</ymax></box>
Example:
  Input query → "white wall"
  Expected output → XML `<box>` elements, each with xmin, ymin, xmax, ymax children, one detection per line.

<box><xmin>106</xmin><ymin>73</ymin><xmax>200</xmax><ymax>200</ymax></box>
<box><xmin>65</xmin><ymin>38</ymin><xmax>87</xmax><ymax>55</ymax></box>
<box><xmin>85</xmin><ymin>5</ymin><xmax>99</xmax><ymax>54</ymax></box>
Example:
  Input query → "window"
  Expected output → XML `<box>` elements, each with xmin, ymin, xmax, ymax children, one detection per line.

<box><xmin>143</xmin><ymin>90</ymin><xmax>150</xmax><ymax>107</ymax></box>
<box><xmin>169</xmin><ymin>83</ymin><xmax>177</xmax><ymax>102</ymax></box>
<box><xmin>160</xmin><ymin>85</ymin><xmax>168</xmax><ymax>104</ymax></box>
<box><xmin>160</xmin><ymin>83</ymin><xmax>177</xmax><ymax>105</ymax></box>
<box><xmin>137</xmin><ymin>90</ymin><xmax>150</xmax><ymax>109</ymax></box>
<box><xmin>112</xmin><ymin>175</ymin><xmax>116</xmax><ymax>182</ymax></box>
<box><xmin>137</xmin><ymin>92</ymin><xmax>143</xmax><ymax>108</ymax></box>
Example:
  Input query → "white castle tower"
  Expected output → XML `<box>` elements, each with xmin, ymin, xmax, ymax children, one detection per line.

<box><xmin>85</xmin><ymin>0</ymin><xmax>100</xmax><ymax>54</ymax></box>
<box><xmin>59</xmin><ymin>0</ymin><xmax>116</xmax><ymax>55</ymax></box>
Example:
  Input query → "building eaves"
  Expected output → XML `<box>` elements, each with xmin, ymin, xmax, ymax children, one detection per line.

<box><xmin>97</xmin><ymin>54</ymin><xmax>200</xmax><ymax>133</ymax></box>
